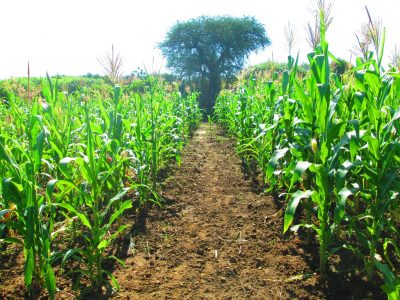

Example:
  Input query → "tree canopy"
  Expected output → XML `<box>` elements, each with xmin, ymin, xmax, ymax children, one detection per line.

<box><xmin>159</xmin><ymin>15</ymin><xmax>271</xmax><ymax>112</ymax></box>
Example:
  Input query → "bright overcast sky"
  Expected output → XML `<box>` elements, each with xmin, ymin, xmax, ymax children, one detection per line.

<box><xmin>0</xmin><ymin>0</ymin><xmax>398</xmax><ymax>79</ymax></box>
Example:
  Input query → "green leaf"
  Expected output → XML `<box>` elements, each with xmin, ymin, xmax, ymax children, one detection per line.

<box><xmin>383</xmin><ymin>238</ymin><xmax>400</xmax><ymax>270</ymax></box>
<box><xmin>46</xmin><ymin>179</ymin><xmax>77</xmax><ymax>200</ymax></box>
<box><xmin>108</xmin><ymin>200</ymin><xmax>132</xmax><ymax>227</ymax></box>
<box><xmin>284</xmin><ymin>190</ymin><xmax>314</xmax><ymax>233</ymax></box>
<box><xmin>62</xmin><ymin>248</ymin><xmax>83</xmax><ymax>269</ymax></box>
<box><xmin>0</xmin><ymin>141</ymin><xmax>19</xmax><ymax>171</ymax></box>
<box><xmin>2</xmin><ymin>178</ymin><xmax>24</xmax><ymax>209</ymax></box>
<box><xmin>0</xmin><ymin>236</ymin><xmax>23</xmax><ymax>245</ymax></box>
<box><xmin>49</xmin><ymin>141</ymin><xmax>63</xmax><ymax>159</ymax></box>
<box><xmin>58</xmin><ymin>157</ymin><xmax>76</xmax><ymax>179</ymax></box>
<box><xmin>24</xmin><ymin>248</ymin><xmax>34</xmax><ymax>287</ymax></box>
<box><xmin>334</xmin><ymin>187</ymin><xmax>353</xmax><ymax>224</ymax></box>
<box><xmin>267</xmin><ymin>147</ymin><xmax>289</xmax><ymax>178</ymax></box>
<box><xmin>105</xmin><ymin>255</ymin><xmax>126</xmax><ymax>267</ymax></box>
<box><xmin>46</xmin><ymin>72</ymin><xmax>54</xmax><ymax>100</ymax></box>
<box><xmin>364</xmin><ymin>71</ymin><xmax>380</xmax><ymax>96</ymax></box>
<box><xmin>327</xmin><ymin>122</ymin><xmax>346</xmax><ymax>146</ymax></box>
<box><xmin>282</xmin><ymin>70</ymin><xmax>289</xmax><ymax>95</ymax></box>
<box><xmin>46</xmin><ymin>179</ymin><xmax>58</xmax><ymax>200</ymax></box>
<box><xmin>268</xmin><ymin>147</ymin><xmax>289</xmax><ymax>167</ymax></box>
<box><xmin>102</xmin><ymin>269</ymin><xmax>120</xmax><ymax>291</ymax></box>
<box><xmin>383</xmin><ymin>108</ymin><xmax>400</xmax><ymax>131</ymax></box>
<box><xmin>309</xmin><ymin>164</ymin><xmax>329</xmax><ymax>199</ymax></box>
<box><xmin>334</xmin><ymin>160</ymin><xmax>360</xmax><ymax>191</ymax></box>
<box><xmin>98</xmin><ymin>240</ymin><xmax>108</xmax><ymax>250</ymax></box>
<box><xmin>317</xmin><ymin>83</ymin><xmax>330</xmax><ymax>99</ymax></box>
<box><xmin>33</xmin><ymin>126</ymin><xmax>49</xmax><ymax>172</ymax></box>
<box><xmin>75</xmin><ymin>157</ymin><xmax>92</xmax><ymax>183</ymax></box>
<box><xmin>55</xmin><ymin>203</ymin><xmax>92</xmax><ymax>229</ymax></box>
<box><xmin>108</xmin><ymin>187</ymin><xmax>131</xmax><ymax>207</ymax></box>
<box><xmin>290</xmin><ymin>223</ymin><xmax>317</xmax><ymax>233</ymax></box>
<box><xmin>366</xmin><ymin>135</ymin><xmax>380</xmax><ymax>162</ymax></box>
<box><xmin>375</xmin><ymin>261</ymin><xmax>400</xmax><ymax>300</ymax></box>
<box><xmin>290</xmin><ymin>161</ymin><xmax>312</xmax><ymax>189</ymax></box>
<box><xmin>45</xmin><ymin>266</ymin><xmax>56</xmax><ymax>299</ymax></box>
<box><xmin>25</xmin><ymin>206</ymin><xmax>35</xmax><ymax>247</ymax></box>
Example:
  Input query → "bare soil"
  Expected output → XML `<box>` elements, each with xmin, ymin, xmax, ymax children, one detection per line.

<box><xmin>0</xmin><ymin>123</ymin><xmax>383</xmax><ymax>299</ymax></box>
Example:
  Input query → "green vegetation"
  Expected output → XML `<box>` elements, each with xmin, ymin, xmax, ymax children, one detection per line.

<box><xmin>1</xmin><ymin>3</ymin><xmax>399</xmax><ymax>298</ymax></box>
<box><xmin>0</xmin><ymin>75</ymin><xmax>201</xmax><ymax>297</ymax></box>
<box><xmin>215</xmin><ymin>14</ymin><xmax>400</xmax><ymax>300</ymax></box>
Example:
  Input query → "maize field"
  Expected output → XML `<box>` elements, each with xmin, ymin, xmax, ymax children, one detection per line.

<box><xmin>0</xmin><ymin>76</ymin><xmax>202</xmax><ymax>297</ymax></box>
<box><xmin>215</xmin><ymin>23</ymin><xmax>400</xmax><ymax>298</ymax></box>
<box><xmin>0</xmin><ymin>12</ymin><xmax>399</xmax><ymax>300</ymax></box>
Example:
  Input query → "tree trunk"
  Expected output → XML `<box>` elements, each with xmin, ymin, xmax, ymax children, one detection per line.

<box><xmin>207</xmin><ymin>71</ymin><xmax>221</xmax><ymax>114</ymax></box>
<box><xmin>199</xmin><ymin>75</ymin><xmax>209</xmax><ymax>113</ymax></box>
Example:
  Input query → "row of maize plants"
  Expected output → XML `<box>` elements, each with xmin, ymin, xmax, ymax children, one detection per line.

<box><xmin>215</xmin><ymin>25</ymin><xmax>399</xmax><ymax>299</ymax></box>
<box><xmin>0</xmin><ymin>76</ymin><xmax>201</xmax><ymax>298</ymax></box>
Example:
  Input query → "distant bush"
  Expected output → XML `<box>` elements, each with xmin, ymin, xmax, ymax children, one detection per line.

<box><xmin>330</xmin><ymin>58</ymin><xmax>352</xmax><ymax>78</ymax></box>
<box><xmin>250</xmin><ymin>60</ymin><xmax>310</xmax><ymax>78</ymax></box>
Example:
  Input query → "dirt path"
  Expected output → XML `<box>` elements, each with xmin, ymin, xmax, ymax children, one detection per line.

<box><xmin>113</xmin><ymin>124</ymin><xmax>323</xmax><ymax>299</ymax></box>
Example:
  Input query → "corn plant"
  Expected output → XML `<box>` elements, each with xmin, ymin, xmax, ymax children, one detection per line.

<box><xmin>346</xmin><ymin>40</ymin><xmax>400</xmax><ymax>281</ymax></box>
<box><xmin>282</xmin><ymin>19</ymin><xmax>353</xmax><ymax>278</ymax></box>
<box><xmin>215</xmin><ymin>8</ymin><xmax>399</xmax><ymax>290</ymax></box>
<box><xmin>52</xmin><ymin>99</ymin><xmax>132</xmax><ymax>293</ymax></box>
<box><xmin>0</xmin><ymin>72</ymin><xmax>201</xmax><ymax>298</ymax></box>
<box><xmin>0</xmin><ymin>100</ymin><xmax>56</xmax><ymax>298</ymax></box>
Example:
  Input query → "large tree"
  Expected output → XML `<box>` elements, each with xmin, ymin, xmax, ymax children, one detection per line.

<box><xmin>159</xmin><ymin>16</ymin><xmax>271</xmax><ymax>112</ymax></box>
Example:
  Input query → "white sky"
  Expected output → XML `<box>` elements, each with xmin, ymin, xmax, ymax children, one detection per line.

<box><xmin>0</xmin><ymin>0</ymin><xmax>398</xmax><ymax>79</ymax></box>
